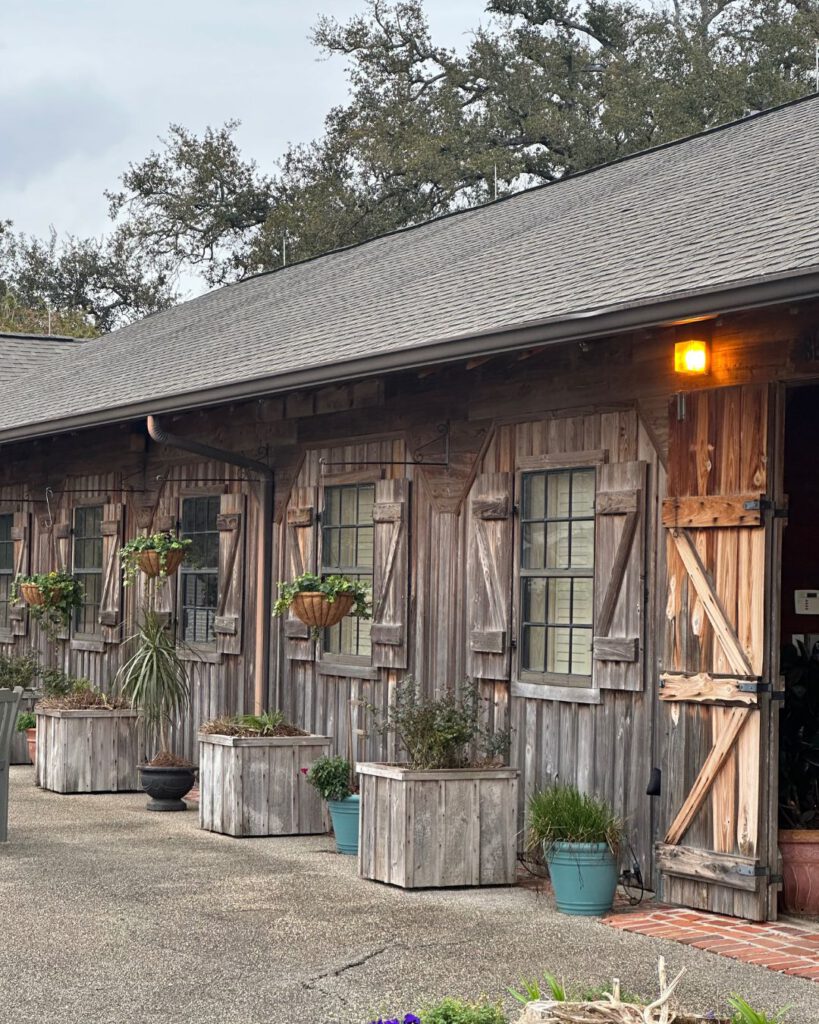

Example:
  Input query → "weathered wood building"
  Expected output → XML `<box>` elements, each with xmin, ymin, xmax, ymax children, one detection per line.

<box><xmin>2</xmin><ymin>97</ymin><xmax>819</xmax><ymax>919</ymax></box>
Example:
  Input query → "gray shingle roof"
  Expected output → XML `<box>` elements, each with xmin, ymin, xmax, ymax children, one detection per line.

<box><xmin>0</xmin><ymin>333</ymin><xmax>87</xmax><ymax>389</ymax></box>
<box><xmin>4</xmin><ymin>95</ymin><xmax>819</xmax><ymax>440</ymax></box>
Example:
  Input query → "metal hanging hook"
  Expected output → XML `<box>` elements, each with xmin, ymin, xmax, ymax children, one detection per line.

<box><xmin>44</xmin><ymin>487</ymin><xmax>54</xmax><ymax>529</ymax></box>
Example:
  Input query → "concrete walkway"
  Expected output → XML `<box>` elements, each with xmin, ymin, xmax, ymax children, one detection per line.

<box><xmin>2</xmin><ymin>767</ymin><xmax>819</xmax><ymax>1024</ymax></box>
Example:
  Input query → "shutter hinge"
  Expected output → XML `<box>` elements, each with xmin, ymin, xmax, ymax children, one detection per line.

<box><xmin>771</xmin><ymin>690</ymin><xmax>787</xmax><ymax>702</ymax></box>
<box><xmin>742</xmin><ymin>497</ymin><xmax>788</xmax><ymax>519</ymax></box>
<box><xmin>510</xmin><ymin>635</ymin><xmax>517</xmax><ymax>649</ymax></box>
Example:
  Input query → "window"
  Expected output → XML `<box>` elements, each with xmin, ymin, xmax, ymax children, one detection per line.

<box><xmin>180</xmin><ymin>496</ymin><xmax>220</xmax><ymax>645</ymax></box>
<box><xmin>0</xmin><ymin>514</ymin><xmax>13</xmax><ymax>631</ymax></box>
<box><xmin>321</xmin><ymin>483</ymin><xmax>374</xmax><ymax>658</ymax></box>
<box><xmin>519</xmin><ymin>468</ymin><xmax>595</xmax><ymax>683</ymax></box>
<box><xmin>73</xmin><ymin>506</ymin><xmax>104</xmax><ymax>635</ymax></box>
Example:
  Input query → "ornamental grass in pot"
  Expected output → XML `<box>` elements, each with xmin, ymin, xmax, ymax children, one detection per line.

<box><xmin>116</xmin><ymin>609</ymin><xmax>195</xmax><ymax>811</ymax></box>
<box><xmin>306</xmin><ymin>755</ymin><xmax>359</xmax><ymax>855</ymax></box>
<box><xmin>273</xmin><ymin>572</ymin><xmax>370</xmax><ymax>635</ymax></box>
<box><xmin>527</xmin><ymin>783</ymin><xmax>623</xmax><ymax>916</ymax></box>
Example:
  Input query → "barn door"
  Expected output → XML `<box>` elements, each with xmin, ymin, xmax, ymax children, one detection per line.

<box><xmin>657</xmin><ymin>383</ymin><xmax>781</xmax><ymax>921</ymax></box>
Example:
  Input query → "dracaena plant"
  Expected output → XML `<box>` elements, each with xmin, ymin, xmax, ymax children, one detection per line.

<box><xmin>116</xmin><ymin>609</ymin><xmax>190</xmax><ymax>757</ymax></box>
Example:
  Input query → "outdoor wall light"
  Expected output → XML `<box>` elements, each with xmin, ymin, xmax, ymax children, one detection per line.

<box><xmin>674</xmin><ymin>339</ymin><xmax>710</xmax><ymax>375</ymax></box>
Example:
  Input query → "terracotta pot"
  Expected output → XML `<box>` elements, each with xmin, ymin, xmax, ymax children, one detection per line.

<box><xmin>138</xmin><ymin>548</ymin><xmax>186</xmax><ymax>578</ymax></box>
<box><xmin>25</xmin><ymin>727</ymin><xmax>36</xmax><ymax>765</ymax></box>
<box><xmin>20</xmin><ymin>583</ymin><xmax>46</xmax><ymax>606</ymax></box>
<box><xmin>291</xmin><ymin>592</ymin><xmax>354</xmax><ymax>629</ymax></box>
<box><xmin>779</xmin><ymin>829</ymin><xmax>819</xmax><ymax>914</ymax></box>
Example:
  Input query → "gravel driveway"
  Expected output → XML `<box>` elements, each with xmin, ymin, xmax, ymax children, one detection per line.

<box><xmin>2</xmin><ymin>767</ymin><xmax>817</xmax><ymax>1024</ymax></box>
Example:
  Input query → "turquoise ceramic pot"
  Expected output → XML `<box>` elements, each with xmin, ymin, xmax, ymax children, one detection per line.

<box><xmin>546</xmin><ymin>841</ymin><xmax>618</xmax><ymax>916</ymax></box>
<box><xmin>328</xmin><ymin>795</ymin><xmax>360</xmax><ymax>855</ymax></box>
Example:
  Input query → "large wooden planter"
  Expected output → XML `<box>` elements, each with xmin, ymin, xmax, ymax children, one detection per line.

<box><xmin>198</xmin><ymin>732</ymin><xmax>332</xmax><ymax>837</ymax></box>
<box><xmin>35</xmin><ymin>708</ymin><xmax>141</xmax><ymax>793</ymax></box>
<box><xmin>357</xmin><ymin>762</ymin><xmax>519</xmax><ymax>888</ymax></box>
<box><xmin>9</xmin><ymin>689</ymin><xmax>37</xmax><ymax>765</ymax></box>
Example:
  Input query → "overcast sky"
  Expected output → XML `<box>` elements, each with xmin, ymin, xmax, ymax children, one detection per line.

<box><xmin>1</xmin><ymin>1</ymin><xmax>483</xmax><ymax>243</ymax></box>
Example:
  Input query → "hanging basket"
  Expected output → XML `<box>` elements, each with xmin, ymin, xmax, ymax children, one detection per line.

<box><xmin>20</xmin><ymin>583</ymin><xmax>46</xmax><ymax>607</ymax></box>
<box><xmin>291</xmin><ymin>592</ymin><xmax>354</xmax><ymax>629</ymax></box>
<box><xmin>138</xmin><ymin>549</ymin><xmax>186</xmax><ymax>579</ymax></box>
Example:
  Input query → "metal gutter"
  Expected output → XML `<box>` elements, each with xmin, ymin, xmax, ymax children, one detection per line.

<box><xmin>3</xmin><ymin>267</ymin><xmax>819</xmax><ymax>444</ymax></box>
<box><xmin>146</xmin><ymin>416</ymin><xmax>273</xmax><ymax>716</ymax></box>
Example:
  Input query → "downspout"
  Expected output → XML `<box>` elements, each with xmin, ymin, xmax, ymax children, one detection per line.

<box><xmin>146</xmin><ymin>415</ymin><xmax>273</xmax><ymax>714</ymax></box>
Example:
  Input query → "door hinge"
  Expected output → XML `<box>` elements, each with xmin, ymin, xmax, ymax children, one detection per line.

<box><xmin>742</xmin><ymin>497</ymin><xmax>788</xmax><ymax>519</ymax></box>
<box><xmin>736</xmin><ymin>679</ymin><xmax>767</xmax><ymax>693</ymax></box>
<box><xmin>771</xmin><ymin>690</ymin><xmax>787</xmax><ymax>702</ymax></box>
<box><xmin>734</xmin><ymin>863</ymin><xmax>771</xmax><ymax>878</ymax></box>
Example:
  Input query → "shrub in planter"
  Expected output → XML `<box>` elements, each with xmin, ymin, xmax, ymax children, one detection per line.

<box><xmin>527</xmin><ymin>783</ymin><xmax>623</xmax><ymax>916</ymax></box>
<box><xmin>120</xmin><ymin>532</ymin><xmax>192</xmax><ymax>585</ymax></box>
<box><xmin>306</xmin><ymin>755</ymin><xmax>360</xmax><ymax>855</ymax></box>
<box><xmin>35</xmin><ymin>682</ymin><xmax>140</xmax><ymax>793</ymax></box>
<box><xmin>273</xmin><ymin>572</ymin><xmax>370</xmax><ymax>636</ymax></box>
<box><xmin>16</xmin><ymin>711</ymin><xmax>36</xmax><ymax>764</ymax></box>
<box><xmin>199</xmin><ymin>711</ymin><xmax>331</xmax><ymax>836</ymax></box>
<box><xmin>11</xmin><ymin>571</ymin><xmax>83</xmax><ymax>638</ymax></box>
<box><xmin>358</xmin><ymin>679</ymin><xmax>517</xmax><ymax>888</ymax></box>
<box><xmin>117</xmin><ymin>609</ymin><xmax>195</xmax><ymax>810</ymax></box>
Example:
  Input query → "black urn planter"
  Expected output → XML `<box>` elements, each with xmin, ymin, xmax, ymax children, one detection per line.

<box><xmin>139</xmin><ymin>764</ymin><xmax>197</xmax><ymax>811</ymax></box>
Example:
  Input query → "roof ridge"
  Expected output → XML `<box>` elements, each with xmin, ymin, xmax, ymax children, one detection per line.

<box><xmin>233</xmin><ymin>90</ymin><xmax>819</xmax><ymax>287</ymax></box>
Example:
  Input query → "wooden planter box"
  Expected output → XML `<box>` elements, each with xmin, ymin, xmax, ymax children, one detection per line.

<box><xmin>9</xmin><ymin>689</ymin><xmax>37</xmax><ymax>765</ymax></box>
<box><xmin>35</xmin><ymin>708</ymin><xmax>141</xmax><ymax>793</ymax></box>
<box><xmin>357</xmin><ymin>762</ymin><xmax>519</xmax><ymax>888</ymax></box>
<box><xmin>198</xmin><ymin>733</ymin><xmax>332</xmax><ymax>837</ymax></box>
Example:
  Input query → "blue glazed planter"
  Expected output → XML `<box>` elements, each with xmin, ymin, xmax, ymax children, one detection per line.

<box><xmin>328</xmin><ymin>795</ymin><xmax>360</xmax><ymax>855</ymax></box>
<box><xmin>546</xmin><ymin>841</ymin><xmax>618</xmax><ymax>916</ymax></box>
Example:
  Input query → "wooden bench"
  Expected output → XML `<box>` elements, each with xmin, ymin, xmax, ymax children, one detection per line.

<box><xmin>0</xmin><ymin>687</ymin><xmax>23</xmax><ymax>842</ymax></box>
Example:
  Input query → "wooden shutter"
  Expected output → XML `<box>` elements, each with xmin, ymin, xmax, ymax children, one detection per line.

<box><xmin>99</xmin><ymin>502</ymin><xmax>125</xmax><ymax>641</ymax></box>
<box><xmin>592</xmin><ymin>461</ymin><xmax>647</xmax><ymax>691</ymax></box>
<box><xmin>466</xmin><ymin>472</ymin><xmax>513</xmax><ymax>680</ymax></box>
<box><xmin>9</xmin><ymin>511</ymin><xmax>30</xmax><ymax>636</ymax></box>
<box><xmin>371</xmin><ymin>479</ymin><xmax>410</xmax><ymax>669</ymax></box>
<box><xmin>53</xmin><ymin>508</ymin><xmax>72</xmax><ymax>640</ymax></box>
<box><xmin>215</xmin><ymin>493</ymin><xmax>245</xmax><ymax>655</ymax></box>
<box><xmin>283</xmin><ymin>486</ymin><xmax>317</xmax><ymax>661</ymax></box>
<box><xmin>656</xmin><ymin>384</ymin><xmax>779</xmax><ymax>921</ymax></box>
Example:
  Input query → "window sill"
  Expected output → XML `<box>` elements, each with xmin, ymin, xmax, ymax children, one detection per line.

<box><xmin>178</xmin><ymin>647</ymin><xmax>222</xmax><ymax>665</ymax></box>
<box><xmin>317</xmin><ymin>660</ymin><xmax>379</xmax><ymax>681</ymax></box>
<box><xmin>512</xmin><ymin>680</ymin><xmax>602</xmax><ymax>704</ymax></box>
<box><xmin>71</xmin><ymin>637</ymin><xmax>105</xmax><ymax>653</ymax></box>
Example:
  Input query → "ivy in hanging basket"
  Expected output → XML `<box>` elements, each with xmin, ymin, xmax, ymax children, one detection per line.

<box><xmin>273</xmin><ymin>572</ymin><xmax>371</xmax><ymax>633</ymax></box>
<box><xmin>120</xmin><ymin>532</ymin><xmax>192</xmax><ymax>586</ymax></box>
<box><xmin>11</xmin><ymin>571</ymin><xmax>84</xmax><ymax>638</ymax></box>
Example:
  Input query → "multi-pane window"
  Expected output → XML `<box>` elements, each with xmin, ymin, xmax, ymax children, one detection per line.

<box><xmin>180</xmin><ymin>496</ymin><xmax>220</xmax><ymax>645</ymax></box>
<box><xmin>322</xmin><ymin>483</ymin><xmax>374</xmax><ymax>658</ymax></box>
<box><xmin>0</xmin><ymin>515</ymin><xmax>13</xmax><ymax>631</ymax></box>
<box><xmin>520</xmin><ymin>468</ymin><xmax>595</xmax><ymax>681</ymax></box>
<box><xmin>73</xmin><ymin>506</ymin><xmax>104</xmax><ymax>635</ymax></box>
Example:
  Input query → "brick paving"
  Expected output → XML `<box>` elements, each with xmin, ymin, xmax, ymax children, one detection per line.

<box><xmin>605</xmin><ymin>905</ymin><xmax>819</xmax><ymax>982</ymax></box>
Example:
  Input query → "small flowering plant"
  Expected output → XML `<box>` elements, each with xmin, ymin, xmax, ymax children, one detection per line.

<box><xmin>11</xmin><ymin>571</ymin><xmax>84</xmax><ymax>638</ymax></box>
<box><xmin>369</xmin><ymin>1016</ymin><xmax>420</xmax><ymax>1024</ymax></box>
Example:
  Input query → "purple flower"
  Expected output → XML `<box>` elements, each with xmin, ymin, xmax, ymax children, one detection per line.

<box><xmin>404</xmin><ymin>1016</ymin><xmax>421</xmax><ymax>1024</ymax></box>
